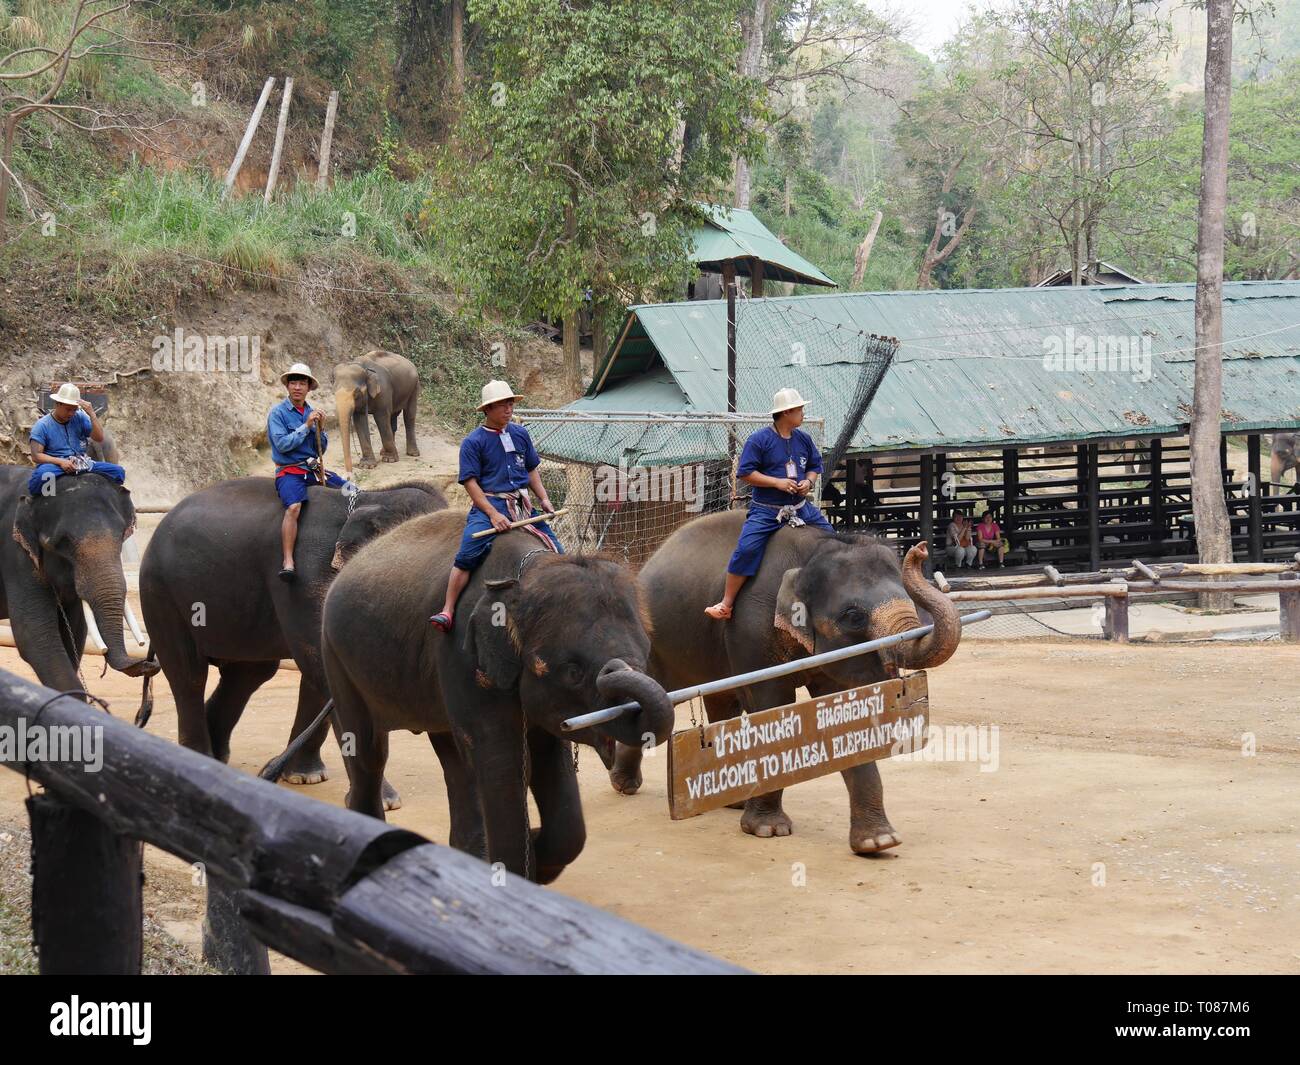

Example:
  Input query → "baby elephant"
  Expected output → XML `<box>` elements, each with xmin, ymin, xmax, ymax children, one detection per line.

<box><xmin>321</xmin><ymin>510</ymin><xmax>676</xmax><ymax>883</ymax></box>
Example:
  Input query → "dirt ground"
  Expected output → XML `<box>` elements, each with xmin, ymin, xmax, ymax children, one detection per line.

<box><xmin>2</xmin><ymin>635</ymin><xmax>1297</xmax><ymax>975</ymax></box>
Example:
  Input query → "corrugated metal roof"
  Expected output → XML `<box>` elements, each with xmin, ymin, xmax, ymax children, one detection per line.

<box><xmin>577</xmin><ymin>281</ymin><xmax>1300</xmax><ymax>455</ymax></box>
<box><xmin>689</xmin><ymin>204</ymin><xmax>836</xmax><ymax>287</ymax></box>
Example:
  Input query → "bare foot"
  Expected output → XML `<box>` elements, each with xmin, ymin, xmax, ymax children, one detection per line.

<box><xmin>704</xmin><ymin>601</ymin><xmax>733</xmax><ymax>620</ymax></box>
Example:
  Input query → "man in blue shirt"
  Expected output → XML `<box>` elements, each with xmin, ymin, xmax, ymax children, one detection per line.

<box><xmin>268</xmin><ymin>362</ymin><xmax>348</xmax><ymax>582</ymax></box>
<box><xmin>428</xmin><ymin>380</ymin><xmax>560</xmax><ymax>631</ymax></box>
<box><xmin>28</xmin><ymin>383</ymin><xmax>126</xmax><ymax>495</ymax></box>
<box><xmin>704</xmin><ymin>387</ymin><xmax>834</xmax><ymax>620</ymax></box>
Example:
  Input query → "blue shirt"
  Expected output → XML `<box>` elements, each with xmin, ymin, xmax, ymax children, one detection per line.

<box><xmin>268</xmin><ymin>398</ymin><xmax>327</xmax><ymax>467</ymax></box>
<box><xmin>31</xmin><ymin>411</ymin><xmax>93</xmax><ymax>458</ymax></box>
<box><xmin>458</xmin><ymin>423</ymin><xmax>540</xmax><ymax>494</ymax></box>
<box><xmin>738</xmin><ymin>425</ymin><xmax>823</xmax><ymax>506</ymax></box>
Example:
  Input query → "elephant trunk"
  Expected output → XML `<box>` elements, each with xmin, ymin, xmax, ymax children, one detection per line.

<box><xmin>75</xmin><ymin>537</ymin><xmax>156</xmax><ymax>678</ymax></box>
<box><xmin>335</xmin><ymin>387</ymin><xmax>355</xmax><ymax>476</ymax></box>
<box><xmin>896</xmin><ymin>541</ymin><xmax>962</xmax><ymax>670</ymax></box>
<box><xmin>595</xmin><ymin>659</ymin><xmax>675</xmax><ymax>748</ymax></box>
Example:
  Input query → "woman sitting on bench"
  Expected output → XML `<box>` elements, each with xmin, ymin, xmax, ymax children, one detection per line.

<box><xmin>976</xmin><ymin>509</ymin><xmax>1008</xmax><ymax>568</ymax></box>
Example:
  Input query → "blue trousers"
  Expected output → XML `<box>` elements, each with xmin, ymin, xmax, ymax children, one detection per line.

<box><xmin>28</xmin><ymin>462</ymin><xmax>125</xmax><ymax>496</ymax></box>
<box><xmin>276</xmin><ymin>469</ymin><xmax>347</xmax><ymax>507</ymax></box>
<box><xmin>727</xmin><ymin>500</ymin><xmax>834</xmax><ymax>577</ymax></box>
<box><xmin>454</xmin><ymin>497</ymin><xmax>562</xmax><ymax>572</ymax></box>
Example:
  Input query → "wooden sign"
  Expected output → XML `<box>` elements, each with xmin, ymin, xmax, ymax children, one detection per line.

<box><xmin>667</xmin><ymin>673</ymin><xmax>928</xmax><ymax>820</ymax></box>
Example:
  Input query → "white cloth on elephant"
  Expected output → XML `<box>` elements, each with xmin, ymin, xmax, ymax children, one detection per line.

<box><xmin>750</xmin><ymin>500</ymin><xmax>806</xmax><ymax>527</ymax></box>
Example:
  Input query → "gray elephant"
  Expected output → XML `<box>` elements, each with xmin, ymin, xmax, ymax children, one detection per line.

<box><xmin>610</xmin><ymin>513</ymin><xmax>961</xmax><ymax>854</ymax></box>
<box><xmin>0</xmin><ymin>465</ymin><xmax>157</xmax><ymax>693</ymax></box>
<box><xmin>1271</xmin><ymin>433</ymin><xmax>1298</xmax><ymax>485</ymax></box>
<box><xmin>319</xmin><ymin>510</ymin><xmax>676</xmax><ymax>883</ymax></box>
<box><xmin>333</xmin><ymin>350</ymin><xmax>421</xmax><ymax>474</ymax></box>
<box><xmin>139</xmin><ymin>477</ymin><xmax>444</xmax><ymax>804</ymax></box>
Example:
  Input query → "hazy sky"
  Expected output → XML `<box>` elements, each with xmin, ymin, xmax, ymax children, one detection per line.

<box><xmin>889</xmin><ymin>0</ymin><xmax>995</xmax><ymax>56</ymax></box>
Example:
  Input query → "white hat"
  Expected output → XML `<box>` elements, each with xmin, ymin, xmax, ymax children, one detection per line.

<box><xmin>769</xmin><ymin>387</ymin><xmax>809</xmax><ymax>415</ymax></box>
<box><xmin>279</xmin><ymin>362</ymin><xmax>319</xmax><ymax>390</ymax></box>
<box><xmin>477</xmin><ymin>379</ymin><xmax>524</xmax><ymax>411</ymax></box>
<box><xmin>49</xmin><ymin>382</ymin><xmax>82</xmax><ymax>406</ymax></box>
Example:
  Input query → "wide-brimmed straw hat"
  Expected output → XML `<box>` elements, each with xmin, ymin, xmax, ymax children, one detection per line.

<box><xmin>769</xmin><ymin>387</ymin><xmax>809</xmax><ymax>415</ymax></box>
<box><xmin>279</xmin><ymin>362</ymin><xmax>319</xmax><ymax>390</ymax></box>
<box><xmin>49</xmin><ymin>382</ymin><xmax>82</xmax><ymax>406</ymax></box>
<box><xmin>477</xmin><ymin>380</ymin><xmax>524</xmax><ymax>411</ymax></box>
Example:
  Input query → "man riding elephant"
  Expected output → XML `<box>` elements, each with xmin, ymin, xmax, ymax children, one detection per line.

<box><xmin>269</xmin><ymin>362</ymin><xmax>349</xmax><ymax>582</ymax></box>
<box><xmin>28</xmin><ymin>383</ymin><xmax>126</xmax><ymax>496</ymax></box>
<box><xmin>705</xmin><ymin>387</ymin><xmax>834</xmax><ymax>620</ymax></box>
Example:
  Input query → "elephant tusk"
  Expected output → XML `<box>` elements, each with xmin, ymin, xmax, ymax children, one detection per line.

<box><xmin>123</xmin><ymin>599</ymin><xmax>147</xmax><ymax>646</ymax></box>
<box><xmin>82</xmin><ymin>601</ymin><xmax>108</xmax><ymax>652</ymax></box>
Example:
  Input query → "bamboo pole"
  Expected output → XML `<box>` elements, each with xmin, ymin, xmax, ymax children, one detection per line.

<box><xmin>945</xmin><ymin>583</ymin><xmax>1129</xmax><ymax>602</ymax></box>
<box><xmin>264</xmin><ymin>76</ymin><xmax>294</xmax><ymax>204</ymax></box>
<box><xmin>470</xmin><ymin>509</ymin><xmax>568</xmax><ymax>540</ymax></box>
<box><xmin>316</xmin><ymin>90</ymin><xmax>338</xmax><ymax>191</ymax></box>
<box><xmin>223</xmin><ymin>77</ymin><xmax>275</xmax><ymax>199</ymax></box>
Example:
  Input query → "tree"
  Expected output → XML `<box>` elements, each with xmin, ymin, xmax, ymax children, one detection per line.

<box><xmin>1189</xmin><ymin>0</ymin><xmax>1236</xmax><ymax>606</ymax></box>
<box><xmin>430</xmin><ymin>0</ymin><xmax>763</xmax><ymax>393</ymax></box>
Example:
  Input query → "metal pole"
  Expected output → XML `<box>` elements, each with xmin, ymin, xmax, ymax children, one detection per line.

<box><xmin>560</xmin><ymin>609</ymin><xmax>991</xmax><ymax>732</ymax></box>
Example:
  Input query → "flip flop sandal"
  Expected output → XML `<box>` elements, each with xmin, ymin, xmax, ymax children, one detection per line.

<box><xmin>278</xmin><ymin>567</ymin><xmax>296</xmax><ymax>583</ymax></box>
<box><xmin>428</xmin><ymin>612</ymin><xmax>453</xmax><ymax>632</ymax></box>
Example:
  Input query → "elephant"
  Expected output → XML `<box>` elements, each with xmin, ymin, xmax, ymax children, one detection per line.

<box><xmin>1270</xmin><ymin>433</ymin><xmax>1298</xmax><ymax>486</ymax></box>
<box><xmin>0</xmin><ymin>465</ymin><xmax>158</xmax><ymax>693</ymax></box>
<box><xmin>138</xmin><ymin>477</ymin><xmax>445</xmax><ymax>803</ymax></box>
<box><xmin>319</xmin><ymin>510</ymin><xmax>676</xmax><ymax>883</ymax></box>
<box><xmin>333</xmin><ymin>350</ymin><xmax>421</xmax><ymax>474</ymax></box>
<box><xmin>608</xmin><ymin>512</ymin><xmax>961</xmax><ymax>855</ymax></box>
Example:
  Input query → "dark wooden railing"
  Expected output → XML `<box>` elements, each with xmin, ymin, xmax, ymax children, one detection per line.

<box><xmin>0</xmin><ymin>668</ymin><xmax>745</xmax><ymax>975</ymax></box>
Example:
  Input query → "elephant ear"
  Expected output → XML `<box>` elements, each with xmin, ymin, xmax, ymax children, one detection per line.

<box><xmin>364</xmin><ymin>367</ymin><xmax>381</xmax><ymax>400</ymax></box>
<box><xmin>773</xmin><ymin>566</ymin><xmax>813</xmax><ymax>654</ymax></box>
<box><xmin>462</xmin><ymin>579</ymin><xmax>522</xmax><ymax>690</ymax></box>
<box><xmin>12</xmin><ymin>496</ymin><xmax>42</xmax><ymax>573</ymax></box>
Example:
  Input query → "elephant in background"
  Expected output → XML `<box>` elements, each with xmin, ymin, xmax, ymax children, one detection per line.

<box><xmin>1270</xmin><ymin>433</ymin><xmax>1298</xmax><ymax>486</ymax></box>
<box><xmin>139</xmin><ymin>477</ymin><xmax>445</xmax><ymax>804</ymax></box>
<box><xmin>320</xmin><ymin>511</ymin><xmax>676</xmax><ymax>882</ymax></box>
<box><xmin>333</xmin><ymin>350</ymin><xmax>421</xmax><ymax>474</ymax></box>
<box><xmin>0</xmin><ymin>465</ymin><xmax>157</xmax><ymax>693</ymax></box>
<box><xmin>611</xmin><ymin>511</ymin><xmax>961</xmax><ymax>855</ymax></box>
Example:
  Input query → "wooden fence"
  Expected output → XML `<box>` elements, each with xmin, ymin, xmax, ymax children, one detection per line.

<box><xmin>0</xmin><ymin>668</ymin><xmax>744</xmax><ymax>975</ymax></box>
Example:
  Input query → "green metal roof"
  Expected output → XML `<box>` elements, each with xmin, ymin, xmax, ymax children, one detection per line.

<box><xmin>689</xmin><ymin>204</ymin><xmax>836</xmax><ymax>287</ymax></box>
<box><xmin>576</xmin><ymin>281</ymin><xmax>1300</xmax><ymax>456</ymax></box>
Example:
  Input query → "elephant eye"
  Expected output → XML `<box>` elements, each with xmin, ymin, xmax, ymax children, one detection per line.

<box><xmin>840</xmin><ymin>607</ymin><xmax>868</xmax><ymax>629</ymax></box>
<box><xmin>560</xmin><ymin>662</ymin><xmax>584</xmax><ymax>686</ymax></box>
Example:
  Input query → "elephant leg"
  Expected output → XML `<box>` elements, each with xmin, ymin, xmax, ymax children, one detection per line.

<box><xmin>376</xmin><ymin>409</ymin><xmax>399</xmax><ymax>462</ymax></box>
<box><xmin>456</xmin><ymin>693</ymin><xmax>532</xmax><ymax>879</ymax></box>
<box><xmin>402</xmin><ymin>395</ymin><xmax>420</xmax><ymax>457</ymax></box>
<box><xmin>527</xmin><ymin>728</ymin><xmax>585</xmax><ymax>884</ymax></box>
<box><xmin>161</xmin><ymin>640</ymin><xmax>211</xmax><ymax>756</ymax></box>
<box><xmin>730</xmin><ymin>680</ymin><xmax>797</xmax><ymax>838</ymax></box>
<box><xmin>281</xmin><ymin>677</ymin><xmax>331</xmax><ymax>786</ymax></box>
<box><xmin>430</xmin><ymin>732</ymin><xmax>485</xmax><ymax>857</ymax></box>
<box><xmin>353</xmin><ymin>409</ymin><xmax>378</xmax><ymax>469</ymax></box>
<box><xmin>323</xmin><ymin>652</ymin><xmax>390</xmax><ymax>819</ymax></box>
<box><xmin>205</xmin><ymin>660</ymin><xmax>280</xmax><ymax>764</ymax></box>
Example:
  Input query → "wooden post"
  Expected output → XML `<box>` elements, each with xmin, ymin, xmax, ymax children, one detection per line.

<box><xmin>316</xmin><ymin>89</ymin><xmax>339</xmax><ymax>191</ymax></box>
<box><xmin>935</xmin><ymin>452</ymin><xmax>948</xmax><ymax>524</ymax></box>
<box><xmin>1279</xmin><ymin>572</ymin><xmax>1300</xmax><ymax>643</ymax></box>
<box><xmin>751</xmin><ymin>259</ymin><xmax>764</xmax><ymax>298</ymax></box>
<box><xmin>27</xmin><ymin>793</ymin><xmax>143</xmax><ymax>975</ymax></box>
<box><xmin>1150</xmin><ymin>437</ymin><xmax>1165</xmax><ymax>557</ymax></box>
<box><xmin>845</xmin><ymin>456</ymin><xmax>857</xmax><ymax>529</ymax></box>
<box><xmin>265</xmin><ymin>77</ymin><xmax>294</xmax><ymax>204</ymax></box>
<box><xmin>862</xmin><ymin>454</ymin><xmax>875</xmax><ymax>525</ymax></box>
<box><xmin>1087</xmin><ymin>443</ymin><xmax>1100</xmax><ymax>570</ymax></box>
<box><xmin>1103</xmin><ymin>578</ymin><xmax>1130</xmax><ymax>643</ymax></box>
<box><xmin>1002</xmin><ymin>447</ymin><xmax>1018</xmax><ymax>542</ymax></box>
<box><xmin>223</xmin><ymin>77</ymin><xmax>275</xmax><ymax>198</ymax></box>
<box><xmin>204</xmin><ymin>878</ymin><xmax>271</xmax><ymax>975</ymax></box>
<box><xmin>723</xmin><ymin>261</ymin><xmax>736</xmax><ymax>415</ymax></box>
<box><xmin>919</xmin><ymin>453</ymin><xmax>934</xmax><ymax>578</ymax></box>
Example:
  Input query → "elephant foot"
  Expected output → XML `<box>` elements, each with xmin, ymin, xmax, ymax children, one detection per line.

<box><xmin>282</xmin><ymin>753</ymin><xmax>328</xmax><ymax>786</ymax></box>
<box><xmin>608</xmin><ymin>765</ymin><xmax>642</xmax><ymax>795</ymax></box>
<box><xmin>380</xmin><ymin>452</ymin><xmax>399</xmax><ymax>463</ymax></box>
<box><xmin>382</xmin><ymin>779</ymin><xmax>402</xmax><ymax>811</ymax></box>
<box><xmin>740</xmin><ymin>801</ymin><xmax>793</xmax><ymax>839</ymax></box>
<box><xmin>406</xmin><ymin>447</ymin><xmax>421</xmax><ymax>457</ymax></box>
<box><xmin>850</xmin><ymin>814</ymin><xmax>902</xmax><ymax>855</ymax></box>
<box><xmin>358</xmin><ymin>459</ymin><xmax>378</xmax><ymax>470</ymax></box>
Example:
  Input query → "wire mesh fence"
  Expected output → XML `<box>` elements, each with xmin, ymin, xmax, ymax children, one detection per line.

<box><xmin>517</xmin><ymin>410</ymin><xmax>824</xmax><ymax>569</ymax></box>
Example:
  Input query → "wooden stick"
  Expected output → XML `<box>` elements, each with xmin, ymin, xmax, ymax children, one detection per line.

<box><xmin>316</xmin><ymin>90</ymin><xmax>339</xmax><ymax>191</ymax></box>
<box><xmin>471</xmin><ymin>509</ymin><xmax>568</xmax><ymax>540</ymax></box>
<box><xmin>1043</xmin><ymin>565</ymin><xmax>1064</xmax><ymax>586</ymax></box>
<box><xmin>265</xmin><ymin>76</ymin><xmax>294</xmax><ymax>204</ymax></box>
<box><xmin>315</xmin><ymin>423</ymin><xmax>327</xmax><ymax>484</ymax></box>
<box><xmin>933</xmin><ymin>570</ymin><xmax>950</xmax><ymax>592</ymax></box>
<box><xmin>223</xmin><ymin>77</ymin><xmax>275</xmax><ymax>198</ymax></box>
<box><xmin>946</xmin><ymin>583</ymin><xmax>1129</xmax><ymax>601</ymax></box>
<box><xmin>1132</xmin><ymin>559</ymin><xmax>1160</xmax><ymax>583</ymax></box>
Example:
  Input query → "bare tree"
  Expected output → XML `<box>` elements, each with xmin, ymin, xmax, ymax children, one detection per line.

<box><xmin>1189</xmin><ymin>0</ymin><xmax>1235</xmax><ymax>606</ymax></box>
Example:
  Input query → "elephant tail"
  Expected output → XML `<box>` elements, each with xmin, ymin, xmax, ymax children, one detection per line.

<box><xmin>258</xmin><ymin>699</ymin><xmax>334</xmax><ymax>782</ymax></box>
<box><xmin>133</xmin><ymin>644</ymin><xmax>154</xmax><ymax>729</ymax></box>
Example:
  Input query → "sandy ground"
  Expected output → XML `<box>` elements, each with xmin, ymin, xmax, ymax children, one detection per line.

<box><xmin>2</xmin><ymin>634</ymin><xmax>1297</xmax><ymax>974</ymax></box>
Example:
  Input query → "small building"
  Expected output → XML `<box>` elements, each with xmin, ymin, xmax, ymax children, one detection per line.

<box><xmin>685</xmin><ymin>204</ymin><xmax>836</xmax><ymax>300</ymax></box>
<box><xmin>1035</xmin><ymin>260</ymin><xmax>1146</xmax><ymax>287</ymax></box>
<box><xmin>558</xmin><ymin>279</ymin><xmax>1300</xmax><ymax>570</ymax></box>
